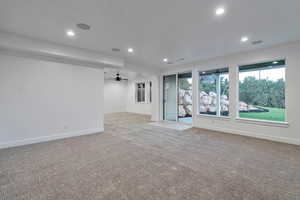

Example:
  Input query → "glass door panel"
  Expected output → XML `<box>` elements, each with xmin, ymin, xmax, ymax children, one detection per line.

<box><xmin>178</xmin><ymin>72</ymin><xmax>192</xmax><ymax>124</ymax></box>
<box><xmin>163</xmin><ymin>74</ymin><xmax>177</xmax><ymax>121</ymax></box>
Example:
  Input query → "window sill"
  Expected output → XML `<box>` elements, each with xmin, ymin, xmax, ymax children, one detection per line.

<box><xmin>197</xmin><ymin>114</ymin><xmax>231</xmax><ymax>120</ymax></box>
<box><xmin>135</xmin><ymin>102</ymin><xmax>150</xmax><ymax>104</ymax></box>
<box><xmin>236</xmin><ymin>118</ymin><xmax>289</xmax><ymax>128</ymax></box>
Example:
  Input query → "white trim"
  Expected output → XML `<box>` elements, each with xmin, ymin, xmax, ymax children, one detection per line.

<box><xmin>197</xmin><ymin>67</ymin><xmax>229</xmax><ymax>117</ymax></box>
<box><xmin>236</xmin><ymin>117</ymin><xmax>289</xmax><ymax>128</ymax></box>
<box><xmin>176</xmin><ymin>73</ymin><xmax>178</xmax><ymax>122</ymax></box>
<box><xmin>0</xmin><ymin>31</ymin><xmax>123</xmax><ymax>68</ymax></box>
<box><xmin>0</xmin><ymin>128</ymin><xmax>104</xmax><ymax>150</ymax></box>
<box><xmin>195</xmin><ymin>65</ymin><xmax>228</xmax><ymax>72</ymax></box>
<box><xmin>236</xmin><ymin>58</ymin><xmax>288</xmax><ymax>123</ymax></box>
<box><xmin>135</xmin><ymin>82</ymin><xmax>146</xmax><ymax>103</ymax></box>
<box><xmin>196</xmin><ymin>125</ymin><xmax>300</xmax><ymax>146</ymax></box>
<box><xmin>159</xmin><ymin>75</ymin><xmax>164</xmax><ymax>121</ymax></box>
<box><xmin>147</xmin><ymin>81</ymin><xmax>152</xmax><ymax>103</ymax></box>
<box><xmin>236</xmin><ymin>57</ymin><xmax>286</xmax><ymax>68</ymax></box>
<box><xmin>197</xmin><ymin>114</ymin><xmax>230</xmax><ymax>120</ymax></box>
<box><xmin>135</xmin><ymin>102</ymin><xmax>149</xmax><ymax>104</ymax></box>
<box><xmin>284</xmin><ymin>59</ymin><xmax>289</xmax><ymax>122</ymax></box>
<box><xmin>126</xmin><ymin>111</ymin><xmax>152</xmax><ymax>115</ymax></box>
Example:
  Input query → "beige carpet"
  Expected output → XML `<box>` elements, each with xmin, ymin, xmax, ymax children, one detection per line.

<box><xmin>0</xmin><ymin>112</ymin><xmax>300</xmax><ymax>199</ymax></box>
<box><xmin>148</xmin><ymin>121</ymin><xmax>192</xmax><ymax>130</ymax></box>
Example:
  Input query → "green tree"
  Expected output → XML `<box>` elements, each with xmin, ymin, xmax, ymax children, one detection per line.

<box><xmin>239</xmin><ymin>77</ymin><xmax>285</xmax><ymax>108</ymax></box>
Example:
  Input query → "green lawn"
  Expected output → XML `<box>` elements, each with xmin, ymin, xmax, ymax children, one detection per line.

<box><xmin>239</xmin><ymin>107</ymin><xmax>285</xmax><ymax>122</ymax></box>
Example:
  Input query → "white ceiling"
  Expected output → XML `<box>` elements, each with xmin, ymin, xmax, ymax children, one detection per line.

<box><xmin>104</xmin><ymin>68</ymin><xmax>149</xmax><ymax>81</ymax></box>
<box><xmin>1</xmin><ymin>0</ymin><xmax>300</xmax><ymax>68</ymax></box>
<box><xmin>104</xmin><ymin>68</ymin><xmax>132</xmax><ymax>80</ymax></box>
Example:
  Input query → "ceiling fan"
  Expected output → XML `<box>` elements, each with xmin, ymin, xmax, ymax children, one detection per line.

<box><xmin>106</xmin><ymin>72</ymin><xmax>128</xmax><ymax>81</ymax></box>
<box><xmin>115</xmin><ymin>73</ymin><xmax>128</xmax><ymax>81</ymax></box>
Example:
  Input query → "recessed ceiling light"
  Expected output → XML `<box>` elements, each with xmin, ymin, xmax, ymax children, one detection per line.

<box><xmin>163</xmin><ymin>58</ymin><xmax>168</xmax><ymax>63</ymax></box>
<box><xmin>127</xmin><ymin>48</ymin><xmax>134</xmax><ymax>53</ymax></box>
<box><xmin>241</xmin><ymin>36</ymin><xmax>249</xmax><ymax>42</ymax></box>
<box><xmin>66</xmin><ymin>30</ymin><xmax>75</xmax><ymax>37</ymax></box>
<box><xmin>216</xmin><ymin>7</ymin><xmax>225</xmax><ymax>16</ymax></box>
<box><xmin>202</xmin><ymin>71</ymin><xmax>206</xmax><ymax>74</ymax></box>
<box><xmin>273</xmin><ymin>61</ymin><xmax>279</xmax><ymax>64</ymax></box>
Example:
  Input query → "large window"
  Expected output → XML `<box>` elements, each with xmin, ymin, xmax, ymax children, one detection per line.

<box><xmin>238</xmin><ymin>60</ymin><xmax>286</xmax><ymax>122</ymax></box>
<box><xmin>199</xmin><ymin>68</ymin><xmax>229</xmax><ymax>116</ymax></box>
<box><xmin>136</xmin><ymin>82</ymin><xmax>145</xmax><ymax>103</ymax></box>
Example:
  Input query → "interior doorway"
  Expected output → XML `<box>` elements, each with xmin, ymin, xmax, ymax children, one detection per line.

<box><xmin>163</xmin><ymin>72</ymin><xmax>192</xmax><ymax>124</ymax></box>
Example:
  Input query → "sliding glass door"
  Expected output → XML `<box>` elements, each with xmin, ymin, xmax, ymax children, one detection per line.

<box><xmin>178</xmin><ymin>72</ymin><xmax>192</xmax><ymax>124</ymax></box>
<box><xmin>163</xmin><ymin>74</ymin><xmax>177</xmax><ymax>121</ymax></box>
<box><xmin>163</xmin><ymin>72</ymin><xmax>192</xmax><ymax>124</ymax></box>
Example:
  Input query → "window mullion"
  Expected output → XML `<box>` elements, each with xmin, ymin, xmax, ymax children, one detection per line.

<box><xmin>216</xmin><ymin>74</ymin><xmax>221</xmax><ymax>116</ymax></box>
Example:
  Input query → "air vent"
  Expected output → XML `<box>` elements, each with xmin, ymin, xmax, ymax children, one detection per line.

<box><xmin>76</xmin><ymin>23</ymin><xmax>91</xmax><ymax>30</ymax></box>
<box><xmin>112</xmin><ymin>48</ymin><xmax>121</xmax><ymax>52</ymax></box>
<box><xmin>252</xmin><ymin>40</ymin><xmax>263</xmax><ymax>45</ymax></box>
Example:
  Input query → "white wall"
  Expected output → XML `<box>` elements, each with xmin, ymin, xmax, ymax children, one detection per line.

<box><xmin>150</xmin><ymin>76</ymin><xmax>160</xmax><ymax>121</ymax></box>
<box><xmin>103</xmin><ymin>69</ymin><xmax>160</xmax><ymax>119</ymax></box>
<box><xmin>161</xmin><ymin>41</ymin><xmax>300</xmax><ymax>145</ymax></box>
<box><xmin>126</xmin><ymin>78</ymin><xmax>153</xmax><ymax>115</ymax></box>
<box><xmin>0</xmin><ymin>54</ymin><xmax>104</xmax><ymax>149</ymax></box>
<box><xmin>0</xmin><ymin>31</ymin><xmax>124</xmax><ymax>68</ymax></box>
<box><xmin>104</xmin><ymin>80</ymin><xmax>127</xmax><ymax>113</ymax></box>
<box><xmin>103</xmin><ymin>75</ymin><xmax>160</xmax><ymax>119</ymax></box>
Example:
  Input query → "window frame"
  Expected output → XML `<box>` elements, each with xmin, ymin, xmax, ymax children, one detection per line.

<box><xmin>149</xmin><ymin>81</ymin><xmax>152</xmax><ymax>103</ymax></box>
<box><xmin>197</xmin><ymin>67</ymin><xmax>230</xmax><ymax>118</ymax></box>
<box><xmin>135</xmin><ymin>82</ymin><xmax>146</xmax><ymax>103</ymax></box>
<box><xmin>236</xmin><ymin>58</ymin><xmax>288</xmax><ymax>125</ymax></box>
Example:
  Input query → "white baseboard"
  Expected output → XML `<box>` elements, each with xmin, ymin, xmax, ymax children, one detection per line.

<box><xmin>104</xmin><ymin>110</ymin><xmax>127</xmax><ymax>114</ymax></box>
<box><xmin>126</xmin><ymin>111</ymin><xmax>152</xmax><ymax>116</ymax></box>
<box><xmin>0</xmin><ymin>128</ymin><xmax>104</xmax><ymax>150</ymax></box>
<box><xmin>197</xmin><ymin>125</ymin><xmax>300</xmax><ymax>146</ymax></box>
